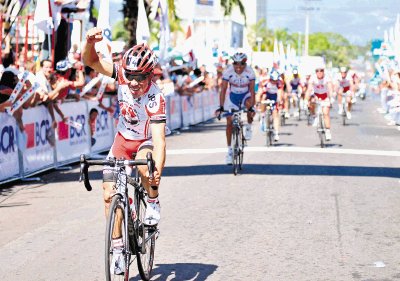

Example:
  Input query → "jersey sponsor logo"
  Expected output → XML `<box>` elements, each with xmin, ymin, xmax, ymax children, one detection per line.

<box><xmin>0</xmin><ymin>125</ymin><xmax>16</xmax><ymax>154</ymax></box>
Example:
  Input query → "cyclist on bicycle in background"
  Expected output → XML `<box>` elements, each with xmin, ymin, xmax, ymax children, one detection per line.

<box><xmin>216</xmin><ymin>52</ymin><xmax>256</xmax><ymax>165</ymax></box>
<box><xmin>306</xmin><ymin>64</ymin><xmax>333</xmax><ymax>141</ymax></box>
<box><xmin>260</xmin><ymin>70</ymin><xmax>283</xmax><ymax>141</ymax></box>
<box><xmin>83</xmin><ymin>28</ymin><xmax>165</xmax><ymax>225</ymax></box>
<box><xmin>336</xmin><ymin>66</ymin><xmax>354</xmax><ymax>119</ymax></box>
<box><xmin>287</xmin><ymin>68</ymin><xmax>303</xmax><ymax>117</ymax></box>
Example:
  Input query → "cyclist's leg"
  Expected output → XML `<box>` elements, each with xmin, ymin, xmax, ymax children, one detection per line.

<box><xmin>309</xmin><ymin>95</ymin><xmax>316</xmax><ymax>115</ymax></box>
<box><xmin>226</xmin><ymin>116</ymin><xmax>233</xmax><ymax>146</ymax></box>
<box><xmin>323</xmin><ymin>102</ymin><xmax>331</xmax><ymax>129</ymax></box>
<box><xmin>243</xmin><ymin>93</ymin><xmax>254</xmax><ymax>124</ymax></box>
<box><xmin>337</xmin><ymin>88</ymin><xmax>343</xmax><ymax>106</ymax></box>
<box><xmin>347</xmin><ymin>92</ymin><xmax>353</xmax><ymax>112</ymax></box>
<box><xmin>135</xmin><ymin>141</ymin><xmax>158</xmax><ymax>198</ymax></box>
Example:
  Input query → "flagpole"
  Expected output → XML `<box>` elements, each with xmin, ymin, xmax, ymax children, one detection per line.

<box><xmin>48</xmin><ymin>0</ymin><xmax>55</xmax><ymax>67</ymax></box>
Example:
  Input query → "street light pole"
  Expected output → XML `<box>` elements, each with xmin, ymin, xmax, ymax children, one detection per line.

<box><xmin>299</xmin><ymin>0</ymin><xmax>321</xmax><ymax>57</ymax></box>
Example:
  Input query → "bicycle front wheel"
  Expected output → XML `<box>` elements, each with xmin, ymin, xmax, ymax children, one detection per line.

<box><xmin>105</xmin><ymin>195</ymin><xmax>131</xmax><ymax>281</ymax></box>
<box><xmin>135</xmin><ymin>192</ymin><xmax>156</xmax><ymax>281</ymax></box>
<box><xmin>232</xmin><ymin>127</ymin><xmax>240</xmax><ymax>175</ymax></box>
<box><xmin>239</xmin><ymin>128</ymin><xmax>245</xmax><ymax>170</ymax></box>
<box><xmin>266</xmin><ymin>112</ymin><xmax>273</xmax><ymax>146</ymax></box>
<box><xmin>318</xmin><ymin>116</ymin><xmax>325</xmax><ymax>148</ymax></box>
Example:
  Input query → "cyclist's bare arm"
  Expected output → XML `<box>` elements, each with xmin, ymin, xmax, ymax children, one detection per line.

<box><xmin>327</xmin><ymin>81</ymin><xmax>333</xmax><ymax>100</ymax></box>
<box><xmin>82</xmin><ymin>27</ymin><xmax>113</xmax><ymax>77</ymax></box>
<box><xmin>150</xmin><ymin>122</ymin><xmax>166</xmax><ymax>184</ymax></box>
<box><xmin>219</xmin><ymin>80</ymin><xmax>228</xmax><ymax>107</ymax></box>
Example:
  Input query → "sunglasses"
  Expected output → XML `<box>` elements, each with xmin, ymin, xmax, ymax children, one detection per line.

<box><xmin>316</xmin><ymin>69</ymin><xmax>324</xmax><ymax>73</ymax></box>
<box><xmin>124</xmin><ymin>71</ymin><xmax>149</xmax><ymax>82</ymax></box>
<box><xmin>233</xmin><ymin>62</ymin><xmax>246</xmax><ymax>66</ymax></box>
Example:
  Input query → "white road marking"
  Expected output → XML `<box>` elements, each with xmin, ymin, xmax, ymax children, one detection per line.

<box><xmin>167</xmin><ymin>146</ymin><xmax>400</xmax><ymax>157</ymax></box>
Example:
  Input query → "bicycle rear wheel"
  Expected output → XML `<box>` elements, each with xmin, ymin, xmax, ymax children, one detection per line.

<box><xmin>135</xmin><ymin>191</ymin><xmax>156</xmax><ymax>281</ymax></box>
<box><xmin>105</xmin><ymin>195</ymin><xmax>131</xmax><ymax>281</ymax></box>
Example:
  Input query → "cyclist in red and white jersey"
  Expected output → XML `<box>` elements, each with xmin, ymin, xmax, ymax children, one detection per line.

<box><xmin>306</xmin><ymin>65</ymin><xmax>333</xmax><ymax>141</ymax></box>
<box><xmin>216</xmin><ymin>52</ymin><xmax>256</xmax><ymax>164</ymax></box>
<box><xmin>83</xmin><ymin>27</ymin><xmax>165</xmax><ymax>225</ymax></box>
<box><xmin>336</xmin><ymin>66</ymin><xmax>354</xmax><ymax>119</ymax></box>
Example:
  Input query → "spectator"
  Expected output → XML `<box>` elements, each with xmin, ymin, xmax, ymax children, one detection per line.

<box><xmin>51</xmin><ymin>59</ymin><xmax>84</xmax><ymax>102</ymax></box>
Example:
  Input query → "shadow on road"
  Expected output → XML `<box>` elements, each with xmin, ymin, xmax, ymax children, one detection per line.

<box><xmin>162</xmin><ymin>164</ymin><xmax>400</xmax><ymax>179</ymax></box>
<box><xmin>130</xmin><ymin>263</ymin><xmax>218</xmax><ymax>281</ymax></box>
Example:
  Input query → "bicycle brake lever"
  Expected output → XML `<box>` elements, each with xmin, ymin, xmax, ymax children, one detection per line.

<box><xmin>79</xmin><ymin>154</ymin><xmax>92</xmax><ymax>191</ymax></box>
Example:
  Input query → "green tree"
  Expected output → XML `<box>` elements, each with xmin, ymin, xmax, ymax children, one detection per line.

<box><xmin>220</xmin><ymin>0</ymin><xmax>246</xmax><ymax>23</ymax></box>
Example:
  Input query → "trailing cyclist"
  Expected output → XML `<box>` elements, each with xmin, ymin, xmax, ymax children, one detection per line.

<box><xmin>83</xmin><ymin>27</ymin><xmax>166</xmax><ymax>275</ymax></box>
<box><xmin>306</xmin><ymin>65</ymin><xmax>334</xmax><ymax>141</ymax></box>
<box><xmin>336</xmin><ymin>66</ymin><xmax>355</xmax><ymax>119</ymax></box>
<box><xmin>287</xmin><ymin>68</ymin><xmax>303</xmax><ymax>117</ymax></box>
<box><xmin>216</xmin><ymin>52</ymin><xmax>256</xmax><ymax>165</ymax></box>
<box><xmin>260</xmin><ymin>70</ymin><xmax>283</xmax><ymax>141</ymax></box>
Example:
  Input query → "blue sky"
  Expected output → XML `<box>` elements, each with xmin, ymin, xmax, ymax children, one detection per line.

<box><xmin>104</xmin><ymin>0</ymin><xmax>400</xmax><ymax>45</ymax></box>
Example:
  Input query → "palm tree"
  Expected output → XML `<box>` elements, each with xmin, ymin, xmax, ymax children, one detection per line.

<box><xmin>220</xmin><ymin>0</ymin><xmax>246</xmax><ymax>23</ymax></box>
<box><xmin>123</xmin><ymin>0</ymin><xmax>179</xmax><ymax>47</ymax></box>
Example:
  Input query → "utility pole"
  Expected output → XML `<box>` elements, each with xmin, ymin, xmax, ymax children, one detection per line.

<box><xmin>299</xmin><ymin>0</ymin><xmax>321</xmax><ymax>57</ymax></box>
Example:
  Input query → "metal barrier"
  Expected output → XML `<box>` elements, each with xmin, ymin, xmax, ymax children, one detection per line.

<box><xmin>0</xmin><ymin>89</ymin><xmax>220</xmax><ymax>184</ymax></box>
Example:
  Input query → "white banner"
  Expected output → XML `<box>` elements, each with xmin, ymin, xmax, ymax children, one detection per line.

<box><xmin>166</xmin><ymin>95</ymin><xmax>181</xmax><ymax>130</ymax></box>
<box><xmin>193</xmin><ymin>93</ymin><xmax>204</xmax><ymax>124</ymax></box>
<box><xmin>201</xmin><ymin>90</ymin><xmax>213</xmax><ymax>120</ymax></box>
<box><xmin>87</xmin><ymin>99</ymin><xmax>114</xmax><ymax>153</ymax></box>
<box><xmin>21</xmin><ymin>106</ymin><xmax>55</xmax><ymax>174</ymax></box>
<box><xmin>181</xmin><ymin>95</ymin><xmax>194</xmax><ymax>128</ymax></box>
<box><xmin>56</xmin><ymin>102</ymin><xmax>91</xmax><ymax>163</ymax></box>
<box><xmin>0</xmin><ymin>113</ymin><xmax>19</xmax><ymax>181</ymax></box>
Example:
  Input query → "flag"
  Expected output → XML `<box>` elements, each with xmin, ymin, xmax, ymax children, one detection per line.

<box><xmin>4</xmin><ymin>0</ymin><xmax>29</xmax><ymax>23</ymax></box>
<box><xmin>96</xmin><ymin>0</ymin><xmax>112</xmax><ymax>58</ymax></box>
<box><xmin>136</xmin><ymin>0</ymin><xmax>150</xmax><ymax>44</ymax></box>
<box><xmin>273</xmin><ymin>38</ymin><xmax>279</xmax><ymax>65</ymax></box>
<box><xmin>150</xmin><ymin>0</ymin><xmax>170</xmax><ymax>62</ymax></box>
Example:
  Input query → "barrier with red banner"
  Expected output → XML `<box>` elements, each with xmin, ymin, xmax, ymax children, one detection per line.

<box><xmin>166</xmin><ymin>94</ymin><xmax>182</xmax><ymax>130</ymax></box>
<box><xmin>87</xmin><ymin>99</ymin><xmax>114</xmax><ymax>153</ymax></box>
<box><xmin>193</xmin><ymin>93</ymin><xmax>204</xmax><ymax>124</ymax></box>
<box><xmin>21</xmin><ymin>106</ymin><xmax>54</xmax><ymax>174</ymax></box>
<box><xmin>56</xmin><ymin>102</ymin><xmax>91</xmax><ymax>163</ymax></box>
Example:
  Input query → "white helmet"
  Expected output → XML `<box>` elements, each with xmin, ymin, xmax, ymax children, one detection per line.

<box><xmin>269</xmin><ymin>70</ymin><xmax>280</xmax><ymax>81</ymax></box>
<box><xmin>231</xmin><ymin>52</ymin><xmax>247</xmax><ymax>63</ymax></box>
<box><xmin>340</xmin><ymin>66</ymin><xmax>347</xmax><ymax>73</ymax></box>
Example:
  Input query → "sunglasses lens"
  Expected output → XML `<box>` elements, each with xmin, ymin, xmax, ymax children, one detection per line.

<box><xmin>233</xmin><ymin>62</ymin><xmax>245</xmax><ymax>66</ymax></box>
<box><xmin>125</xmin><ymin>71</ymin><xmax>148</xmax><ymax>82</ymax></box>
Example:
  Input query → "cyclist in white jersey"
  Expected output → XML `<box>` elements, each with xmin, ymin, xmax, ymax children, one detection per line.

<box><xmin>306</xmin><ymin>65</ymin><xmax>333</xmax><ymax>141</ymax></box>
<box><xmin>336</xmin><ymin>66</ymin><xmax>354</xmax><ymax>119</ymax></box>
<box><xmin>216</xmin><ymin>52</ymin><xmax>256</xmax><ymax>164</ymax></box>
<box><xmin>83</xmin><ymin>27</ymin><xmax>166</xmax><ymax>274</ymax></box>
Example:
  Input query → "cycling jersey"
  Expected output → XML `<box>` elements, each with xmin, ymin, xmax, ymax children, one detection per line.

<box><xmin>290</xmin><ymin>78</ymin><xmax>301</xmax><ymax>93</ymax></box>
<box><xmin>309</xmin><ymin>75</ymin><xmax>331</xmax><ymax>100</ymax></box>
<box><xmin>338</xmin><ymin>76</ymin><xmax>351</xmax><ymax>93</ymax></box>
<box><xmin>112</xmin><ymin>63</ymin><xmax>166</xmax><ymax>140</ymax></box>
<box><xmin>222</xmin><ymin>65</ymin><xmax>255</xmax><ymax>94</ymax></box>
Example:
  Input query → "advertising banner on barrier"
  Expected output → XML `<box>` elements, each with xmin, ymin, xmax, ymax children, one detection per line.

<box><xmin>193</xmin><ymin>93</ymin><xmax>204</xmax><ymax>124</ymax></box>
<box><xmin>0</xmin><ymin>113</ymin><xmax>19</xmax><ymax>181</ymax></box>
<box><xmin>56</xmin><ymin>101</ymin><xmax>91</xmax><ymax>163</ymax></box>
<box><xmin>181</xmin><ymin>95</ymin><xmax>194</xmax><ymax>128</ymax></box>
<box><xmin>167</xmin><ymin>94</ymin><xmax>182</xmax><ymax>130</ymax></box>
<box><xmin>202</xmin><ymin>90</ymin><xmax>212</xmax><ymax>120</ymax></box>
<box><xmin>21</xmin><ymin>106</ymin><xmax>55</xmax><ymax>174</ymax></box>
<box><xmin>87</xmin><ymin>99</ymin><xmax>114</xmax><ymax>153</ymax></box>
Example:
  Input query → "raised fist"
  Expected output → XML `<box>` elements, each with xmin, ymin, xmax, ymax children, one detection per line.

<box><xmin>86</xmin><ymin>27</ymin><xmax>103</xmax><ymax>44</ymax></box>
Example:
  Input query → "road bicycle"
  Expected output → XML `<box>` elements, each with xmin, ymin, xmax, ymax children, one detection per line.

<box><xmin>79</xmin><ymin>152</ymin><xmax>158</xmax><ymax>281</ymax></box>
<box><xmin>340</xmin><ymin>91</ymin><xmax>352</xmax><ymax>126</ymax></box>
<box><xmin>218</xmin><ymin>108</ymin><xmax>247</xmax><ymax>175</ymax></box>
<box><xmin>314</xmin><ymin>99</ymin><xmax>327</xmax><ymax>148</ymax></box>
<box><xmin>261</xmin><ymin>99</ymin><xmax>275</xmax><ymax>146</ymax></box>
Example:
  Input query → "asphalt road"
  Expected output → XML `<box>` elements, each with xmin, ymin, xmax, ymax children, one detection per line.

<box><xmin>1</xmin><ymin>94</ymin><xmax>399</xmax><ymax>281</ymax></box>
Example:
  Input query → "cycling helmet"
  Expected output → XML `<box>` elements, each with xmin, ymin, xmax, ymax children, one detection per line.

<box><xmin>231</xmin><ymin>52</ymin><xmax>247</xmax><ymax>63</ymax></box>
<box><xmin>122</xmin><ymin>43</ymin><xmax>158</xmax><ymax>74</ymax></box>
<box><xmin>292</xmin><ymin>69</ymin><xmax>299</xmax><ymax>75</ymax></box>
<box><xmin>270</xmin><ymin>70</ymin><xmax>280</xmax><ymax>81</ymax></box>
<box><xmin>340</xmin><ymin>66</ymin><xmax>347</xmax><ymax>73</ymax></box>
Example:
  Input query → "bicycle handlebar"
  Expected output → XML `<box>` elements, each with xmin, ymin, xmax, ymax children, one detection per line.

<box><xmin>79</xmin><ymin>153</ymin><xmax>155</xmax><ymax>192</ymax></box>
<box><xmin>217</xmin><ymin>108</ymin><xmax>251</xmax><ymax>120</ymax></box>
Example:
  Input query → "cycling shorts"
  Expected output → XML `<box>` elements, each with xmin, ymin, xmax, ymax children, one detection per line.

<box><xmin>315</xmin><ymin>93</ymin><xmax>328</xmax><ymax>100</ymax></box>
<box><xmin>103</xmin><ymin>132</ymin><xmax>153</xmax><ymax>182</ymax></box>
<box><xmin>264</xmin><ymin>93</ymin><xmax>278</xmax><ymax>110</ymax></box>
<box><xmin>228</xmin><ymin>91</ymin><xmax>251</xmax><ymax>109</ymax></box>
